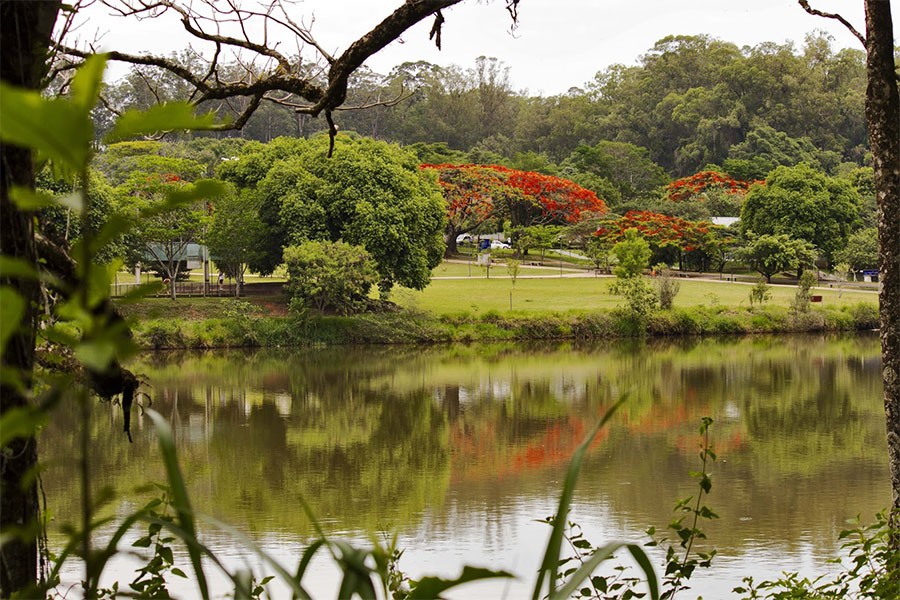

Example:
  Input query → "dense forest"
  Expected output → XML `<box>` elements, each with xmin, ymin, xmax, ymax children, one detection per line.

<box><xmin>98</xmin><ymin>32</ymin><xmax>871</xmax><ymax>180</ymax></box>
<box><xmin>68</xmin><ymin>32</ymin><xmax>880</xmax><ymax>280</ymax></box>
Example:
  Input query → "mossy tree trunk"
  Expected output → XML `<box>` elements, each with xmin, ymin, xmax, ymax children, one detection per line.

<box><xmin>864</xmin><ymin>0</ymin><xmax>900</xmax><ymax>518</ymax></box>
<box><xmin>0</xmin><ymin>2</ymin><xmax>61</xmax><ymax>594</ymax></box>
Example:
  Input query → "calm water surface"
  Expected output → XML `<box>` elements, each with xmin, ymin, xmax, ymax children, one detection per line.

<box><xmin>44</xmin><ymin>334</ymin><xmax>889</xmax><ymax>598</ymax></box>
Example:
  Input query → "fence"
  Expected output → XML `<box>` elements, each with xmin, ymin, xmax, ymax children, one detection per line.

<box><xmin>110</xmin><ymin>281</ymin><xmax>238</xmax><ymax>298</ymax></box>
<box><xmin>109</xmin><ymin>280</ymin><xmax>284</xmax><ymax>298</ymax></box>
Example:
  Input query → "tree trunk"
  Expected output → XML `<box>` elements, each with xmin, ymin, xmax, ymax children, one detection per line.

<box><xmin>0</xmin><ymin>2</ymin><xmax>61</xmax><ymax>595</ymax></box>
<box><xmin>865</xmin><ymin>0</ymin><xmax>900</xmax><ymax>517</ymax></box>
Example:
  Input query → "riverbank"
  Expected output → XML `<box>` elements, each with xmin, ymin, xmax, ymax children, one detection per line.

<box><xmin>126</xmin><ymin>299</ymin><xmax>880</xmax><ymax>350</ymax></box>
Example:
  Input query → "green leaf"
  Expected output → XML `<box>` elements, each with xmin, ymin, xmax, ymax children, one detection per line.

<box><xmin>106</xmin><ymin>102</ymin><xmax>221</xmax><ymax>143</ymax></box>
<box><xmin>70</xmin><ymin>53</ymin><xmax>108</xmax><ymax>111</ymax></box>
<box><xmin>145</xmin><ymin>409</ymin><xmax>210</xmax><ymax>599</ymax></box>
<box><xmin>164</xmin><ymin>179</ymin><xmax>227</xmax><ymax>208</ymax></box>
<box><xmin>57</xmin><ymin>192</ymin><xmax>84</xmax><ymax>212</ymax></box>
<box><xmin>552</xmin><ymin>543</ymin><xmax>658</xmax><ymax>600</ymax></box>
<box><xmin>410</xmin><ymin>566</ymin><xmax>514</xmax><ymax>599</ymax></box>
<box><xmin>132</xmin><ymin>536</ymin><xmax>153</xmax><ymax>548</ymax></box>
<box><xmin>0</xmin><ymin>287</ymin><xmax>25</xmax><ymax>355</ymax></box>
<box><xmin>118</xmin><ymin>282</ymin><xmax>165</xmax><ymax>303</ymax></box>
<box><xmin>91</xmin><ymin>214</ymin><xmax>133</xmax><ymax>257</ymax></box>
<box><xmin>0</xmin><ymin>406</ymin><xmax>48</xmax><ymax>448</ymax></box>
<box><xmin>0</xmin><ymin>257</ymin><xmax>39</xmax><ymax>280</ymax></box>
<box><xmin>0</xmin><ymin>81</ymin><xmax>93</xmax><ymax>171</ymax></box>
<box><xmin>74</xmin><ymin>339</ymin><xmax>117</xmax><ymax>372</ymax></box>
<box><xmin>533</xmin><ymin>396</ymin><xmax>628</xmax><ymax>600</ymax></box>
<box><xmin>9</xmin><ymin>186</ymin><xmax>58</xmax><ymax>210</ymax></box>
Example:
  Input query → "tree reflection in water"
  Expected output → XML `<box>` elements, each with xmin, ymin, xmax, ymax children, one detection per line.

<box><xmin>41</xmin><ymin>334</ymin><xmax>888</xmax><ymax>595</ymax></box>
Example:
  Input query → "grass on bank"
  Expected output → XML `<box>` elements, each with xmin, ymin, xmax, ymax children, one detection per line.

<box><xmin>115</xmin><ymin>269</ymin><xmax>880</xmax><ymax>350</ymax></box>
<box><xmin>392</xmin><ymin>275</ymin><xmax>877</xmax><ymax>315</ymax></box>
<box><xmin>116</xmin><ymin>270</ymin><xmax>877</xmax><ymax>321</ymax></box>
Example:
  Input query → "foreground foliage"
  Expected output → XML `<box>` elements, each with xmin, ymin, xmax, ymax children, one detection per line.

<box><xmin>734</xmin><ymin>512</ymin><xmax>900</xmax><ymax>599</ymax></box>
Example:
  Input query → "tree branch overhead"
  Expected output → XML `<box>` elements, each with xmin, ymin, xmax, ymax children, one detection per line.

<box><xmin>55</xmin><ymin>0</ymin><xmax>520</xmax><ymax>139</ymax></box>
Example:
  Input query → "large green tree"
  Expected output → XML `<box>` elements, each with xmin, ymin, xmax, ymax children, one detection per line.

<box><xmin>206</xmin><ymin>187</ymin><xmax>265</xmax><ymax>295</ymax></box>
<box><xmin>225</xmin><ymin>135</ymin><xmax>446</xmax><ymax>293</ymax></box>
<box><xmin>563</xmin><ymin>141</ymin><xmax>668</xmax><ymax>205</ymax></box>
<box><xmin>738</xmin><ymin>233</ymin><xmax>817</xmax><ymax>282</ymax></box>
<box><xmin>740</xmin><ymin>163</ymin><xmax>861</xmax><ymax>264</ymax></box>
<box><xmin>723</xmin><ymin>123</ymin><xmax>832</xmax><ymax>180</ymax></box>
<box><xmin>837</xmin><ymin>227</ymin><xmax>879</xmax><ymax>273</ymax></box>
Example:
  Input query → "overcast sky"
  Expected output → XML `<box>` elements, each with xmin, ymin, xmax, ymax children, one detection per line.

<box><xmin>73</xmin><ymin>0</ymin><xmax>894</xmax><ymax>95</ymax></box>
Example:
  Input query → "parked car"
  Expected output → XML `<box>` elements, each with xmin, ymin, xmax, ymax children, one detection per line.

<box><xmin>490</xmin><ymin>240</ymin><xmax>511</xmax><ymax>250</ymax></box>
<box><xmin>456</xmin><ymin>234</ymin><xmax>473</xmax><ymax>244</ymax></box>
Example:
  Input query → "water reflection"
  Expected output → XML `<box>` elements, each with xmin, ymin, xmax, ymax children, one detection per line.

<box><xmin>42</xmin><ymin>334</ymin><xmax>889</xmax><ymax>597</ymax></box>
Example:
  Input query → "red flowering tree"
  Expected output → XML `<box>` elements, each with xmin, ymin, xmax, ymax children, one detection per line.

<box><xmin>421</xmin><ymin>164</ymin><xmax>513</xmax><ymax>255</ymax></box>
<box><xmin>665</xmin><ymin>170</ymin><xmax>758</xmax><ymax>202</ymax></box>
<box><xmin>595</xmin><ymin>210</ymin><xmax>727</xmax><ymax>271</ymax></box>
<box><xmin>422</xmin><ymin>163</ymin><xmax>607</xmax><ymax>255</ymax></box>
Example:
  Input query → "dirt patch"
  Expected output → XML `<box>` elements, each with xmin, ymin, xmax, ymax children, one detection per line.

<box><xmin>253</xmin><ymin>298</ymin><xmax>289</xmax><ymax>316</ymax></box>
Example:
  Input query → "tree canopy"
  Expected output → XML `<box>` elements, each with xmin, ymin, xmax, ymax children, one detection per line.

<box><xmin>220</xmin><ymin>135</ymin><xmax>446</xmax><ymax>292</ymax></box>
<box><xmin>740</xmin><ymin>163</ymin><xmax>861</xmax><ymax>264</ymax></box>
<box><xmin>423</xmin><ymin>162</ymin><xmax>607</xmax><ymax>254</ymax></box>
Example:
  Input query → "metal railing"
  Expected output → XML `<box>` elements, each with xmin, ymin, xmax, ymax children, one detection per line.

<box><xmin>110</xmin><ymin>281</ymin><xmax>238</xmax><ymax>298</ymax></box>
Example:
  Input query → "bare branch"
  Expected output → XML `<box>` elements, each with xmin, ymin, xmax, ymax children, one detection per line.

<box><xmin>797</xmin><ymin>0</ymin><xmax>866</xmax><ymax>47</ymax></box>
<box><xmin>429</xmin><ymin>10</ymin><xmax>445</xmax><ymax>50</ymax></box>
<box><xmin>309</xmin><ymin>0</ymin><xmax>466</xmax><ymax>116</ymax></box>
<box><xmin>54</xmin><ymin>0</ymin><xmax>526</xmax><ymax>134</ymax></box>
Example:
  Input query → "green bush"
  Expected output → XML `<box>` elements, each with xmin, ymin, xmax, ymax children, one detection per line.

<box><xmin>749</xmin><ymin>278</ymin><xmax>772</xmax><ymax>308</ymax></box>
<box><xmin>846</xmin><ymin>303</ymin><xmax>879</xmax><ymax>329</ymax></box>
<box><xmin>511</xmin><ymin>315</ymin><xmax>571</xmax><ymax>339</ymax></box>
<box><xmin>571</xmin><ymin>313</ymin><xmax>617</xmax><ymax>338</ymax></box>
<box><xmin>141</xmin><ymin>321</ymin><xmax>186</xmax><ymax>349</ymax></box>
<box><xmin>283</xmin><ymin>240</ymin><xmax>378</xmax><ymax>314</ymax></box>
<box><xmin>649</xmin><ymin>308</ymin><xmax>703</xmax><ymax>335</ymax></box>
<box><xmin>610</xmin><ymin>276</ymin><xmax>658</xmax><ymax>324</ymax></box>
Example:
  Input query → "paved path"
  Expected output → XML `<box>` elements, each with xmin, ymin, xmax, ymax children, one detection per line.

<box><xmin>434</xmin><ymin>259</ymin><xmax>879</xmax><ymax>294</ymax></box>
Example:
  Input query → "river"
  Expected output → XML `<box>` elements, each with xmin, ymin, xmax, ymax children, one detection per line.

<box><xmin>43</xmin><ymin>333</ymin><xmax>890</xmax><ymax>598</ymax></box>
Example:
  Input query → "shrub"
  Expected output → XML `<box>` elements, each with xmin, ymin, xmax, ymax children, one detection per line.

<box><xmin>141</xmin><ymin>321</ymin><xmax>185</xmax><ymax>349</ymax></box>
<box><xmin>611</xmin><ymin>228</ymin><xmax>651</xmax><ymax>277</ymax></box>
<box><xmin>749</xmin><ymin>278</ymin><xmax>772</xmax><ymax>308</ymax></box>
<box><xmin>570</xmin><ymin>313</ymin><xmax>616</xmax><ymax>338</ymax></box>
<box><xmin>734</xmin><ymin>512</ymin><xmax>900</xmax><ymax>599</ymax></box>
<box><xmin>283</xmin><ymin>240</ymin><xmax>378</xmax><ymax>314</ymax></box>
<box><xmin>653</xmin><ymin>263</ymin><xmax>681</xmax><ymax>310</ymax></box>
<box><xmin>847</xmin><ymin>303</ymin><xmax>879</xmax><ymax>329</ymax></box>
<box><xmin>791</xmin><ymin>270</ymin><xmax>818</xmax><ymax>313</ymax></box>
<box><xmin>610</xmin><ymin>276</ymin><xmax>658</xmax><ymax>323</ymax></box>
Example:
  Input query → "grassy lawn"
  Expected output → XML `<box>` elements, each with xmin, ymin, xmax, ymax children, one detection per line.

<box><xmin>116</xmin><ymin>262</ymin><xmax>877</xmax><ymax>320</ymax></box>
<box><xmin>391</xmin><ymin>275</ymin><xmax>877</xmax><ymax>315</ymax></box>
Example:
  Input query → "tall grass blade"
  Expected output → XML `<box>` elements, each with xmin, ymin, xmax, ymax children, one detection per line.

<box><xmin>146</xmin><ymin>409</ymin><xmax>209</xmax><ymax>599</ymax></box>
<box><xmin>532</xmin><ymin>396</ymin><xmax>627</xmax><ymax>600</ymax></box>
<box><xmin>294</xmin><ymin>539</ymin><xmax>326</xmax><ymax>599</ymax></box>
<box><xmin>627</xmin><ymin>543</ymin><xmax>660</xmax><ymax>599</ymax></box>
<box><xmin>549</xmin><ymin>542</ymin><xmax>658</xmax><ymax>600</ymax></box>
<box><xmin>411</xmin><ymin>566</ymin><xmax>515</xmax><ymax>599</ymax></box>
<box><xmin>200</xmin><ymin>514</ymin><xmax>311</xmax><ymax>600</ymax></box>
